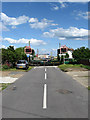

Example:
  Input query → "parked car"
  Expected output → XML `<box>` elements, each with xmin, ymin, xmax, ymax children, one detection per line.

<box><xmin>16</xmin><ymin>60</ymin><xmax>29</xmax><ymax>70</ymax></box>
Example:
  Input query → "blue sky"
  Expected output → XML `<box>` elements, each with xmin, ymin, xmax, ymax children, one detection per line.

<box><xmin>1</xmin><ymin>2</ymin><xmax>88</xmax><ymax>55</ymax></box>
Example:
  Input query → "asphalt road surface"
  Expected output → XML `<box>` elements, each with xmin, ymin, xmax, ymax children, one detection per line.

<box><xmin>2</xmin><ymin>66</ymin><xmax>88</xmax><ymax>118</ymax></box>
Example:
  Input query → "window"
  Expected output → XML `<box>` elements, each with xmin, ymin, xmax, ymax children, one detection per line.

<box><xmin>61</xmin><ymin>48</ymin><xmax>66</xmax><ymax>53</ymax></box>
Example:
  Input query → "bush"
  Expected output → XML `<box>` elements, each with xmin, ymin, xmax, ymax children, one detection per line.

<box><xmin>2</xmin><ymin>65</ymin><xmax>10</xmax><ymax>69</ymax></box>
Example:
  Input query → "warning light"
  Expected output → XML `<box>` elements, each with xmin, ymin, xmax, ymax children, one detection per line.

<box><xmin>26</xmin><ymin>48</ymin><xmax>32</xmax><ymax>52</ymax></box>
<box><xmin>24</xmin><ymin>46</ymin><xmax>32</xmax><ymax>54</ymax></box>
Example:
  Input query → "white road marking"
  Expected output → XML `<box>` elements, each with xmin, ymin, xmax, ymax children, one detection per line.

<box><xmin>43</xmin><ymin>84</ymin><xmax>47</xmax><ymax>109</ymax></box>
<box><xmin>45</xmin><ymin>73</ymin><xmax>47</xmax><ymax>80</ymax></box>
<box><xmin>34</xmin><ymin>66</ymin><xmax>58</xmax><ymax>69</ymax></box>
<box><xmin>45</xmin><ymin>68</ymin><xmax>46</xmax><ymax>72</ymax></box>
<box><xmin>73</xmin><ymin>75</ymin><xmax>78</xmax><ymax>77</ymax></box>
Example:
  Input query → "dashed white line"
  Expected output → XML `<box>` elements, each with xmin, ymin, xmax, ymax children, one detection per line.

<box><xmin>43</xmin><ymin>84</ymin><xmax>47</xmax><ymax>109</ymax></box>
<box><xmin>45</xmin><ymin>68</ymin><xmax>46</xmax><ymax>72</ymax></box>
<box><xmin>45</xmin><ymin>73</ymin><xmax>47</xmax><ymax>80</ymax></box>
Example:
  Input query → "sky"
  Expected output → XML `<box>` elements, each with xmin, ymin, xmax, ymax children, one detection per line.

<box><xmin>0</xmin><ymin>1</ymin><xmax>89</xmax><ymax>56</ymax></box>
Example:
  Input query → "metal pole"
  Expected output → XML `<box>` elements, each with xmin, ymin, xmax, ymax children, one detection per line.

<box><xmin>29</xmin><ymin>41</ymin><xmax>30</xmax><ymax>47</ymax></box>
<box><xmin>59</xmin><ymin>43</ymin><xmax>61</xmax><ymax>48</ymax></box>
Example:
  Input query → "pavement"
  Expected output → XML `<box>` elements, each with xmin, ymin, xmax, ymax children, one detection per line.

<box><xmin>66</xmin><ymin>71</ymin><xmax>89</xmax><ymax>88</ymax></box>
<box><xmin>0</xmin><ymin>77</ymin><xmax>18</xmax><ymax>83</ymax></box>
<box><xmin>0</xmin><ymin>71</ymin><xmax>26</xmax><ymax>83</ymax></box>
<box><xmin>2</xmin><ymin>66</ymin><xmax>88</xmax><ymax>118</ymax></box>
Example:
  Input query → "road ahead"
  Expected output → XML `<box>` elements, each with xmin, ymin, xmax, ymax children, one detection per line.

<box><xmin>2</xmin><ymin>67</ymin><xmax>88</xmax><ymax>118</ymax></box>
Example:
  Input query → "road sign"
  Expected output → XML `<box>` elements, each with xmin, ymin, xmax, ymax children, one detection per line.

<box><xmin>24</xmin><ymin>46</ymin><xmax>32</xmax><ymax>54</ymax></box>
<box><xmin>26</xmin><ymin>54</ymin><xmax>30</xmax><ymax>58</ymax></box>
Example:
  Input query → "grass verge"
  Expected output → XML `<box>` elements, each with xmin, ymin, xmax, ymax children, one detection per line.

<box><xmin>0</xmin><ymin>66</ymin><xmax>33</xmax><ymax>91</ymax></box>
<box><xmin>1</xmin><ymin>66</ymin><xmax>33</xmax><ymax>72</ymax></box>
<box><xmin>0</xmin><ymin>83</ymin><xmax>11</xmax><ymax>91</ymax></box>
<box><xmin>58</xmin><ymin>64</ymin><xmax>90</xmax><ymax>72</ymax></box>
<box><xmin>88</xmin><ymin>86</ymin><xmax>90</xmax><ymax>90</ymax></box>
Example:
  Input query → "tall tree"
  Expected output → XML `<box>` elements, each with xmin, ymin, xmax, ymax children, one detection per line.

<box><xmin>72</xmin><ymin>47</ymin><xmax>90</xmax><ymax>61</ymax></box>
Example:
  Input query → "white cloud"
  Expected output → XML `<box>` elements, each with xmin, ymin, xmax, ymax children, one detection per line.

<box><xmin>0</xmin><ymin>36</ymin><xmax>3</xmax><ymax>41</ymax></box>
<box><xmin>59</xmin><ymin>37</ymin><xmax>66</xmax><ymax>40</ymax></box>
<box><xmin>0</xmin><ymin>45</ymin><xmax>7</xmax><ymax>49</ymax></box>
<box><xmin>29</xmin><ymin>18</ymin><xmax>58</xmax><ymax>30</ymax></box>
<box><xmin>1</xmin><ymin>13</ymin><xmax>29</xmax><ymax>27</ymax></box>
<box><xmin>53</xmin><ymin>5</ymin><xmax>59</xmax><ymax>10</ymax></box>
<box><xmin>43</xmin><ymin>27</ymin><xmax>88</xmax><ymax>40</ymax></box>
<box><xmin>11</xmin><ymin>26</ymin><xmax>17</xmax><ymax>29</ymax></box>
<box><xmin>0</xmin><ymin>22</ymin><xmax>9</xmax><ymax>31</ymax></box>
<box><xmin>73</xmin><ymin>11</ymin><xmax>90</xmax><ymax>20</ymax></box>
<box><xmin>50</xmin><ymin>3</ymin><xmax>67</xmax><ymax>11</ymax></box>
<box><xmin>58</xmin><ymin>0</ymin><xmax>88</xmax><ymax>2</ymax></box>
<box><xmin>59</xmin><ymin>1</ymin><xmax>67</xmax><ymax>8</ymax></box>
<box><xmin>4</xmin><ymin>38</ymin><xmax>46</xmax><ymax>46</ymax></box>
<box><xmin>29</xmin><ymin>18</ymin><xmax>38</xmax><ymax>23</ymax></box>
<box><xmin>1</xmin><ymin>13</ymin><xmax>58</xmax><ymax>31</ymax></box>
<box><xmin>76</xmin><ymin>11</ymin><xmax>89</xmax><ymax>20</ymax></box>
<box><xmin>50</xmin><ymin>4</ymin><xmax>59</xmax><ymax>10</ymax></box>
<box><xmin>1</xmin><ymin>0</ymin><xmax>89</xmax><ymax>2</ymax></box>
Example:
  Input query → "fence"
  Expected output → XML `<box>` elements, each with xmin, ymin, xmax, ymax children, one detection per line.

<box><xmin>78</xmin><ymin>59</ymin><xmax>90</xmax><ymax>66</ymax></box>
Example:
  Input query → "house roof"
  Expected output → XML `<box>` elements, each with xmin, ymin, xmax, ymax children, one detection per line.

<box><xmin>60</xmin><ymin>45</ymin><xmax>74</xmax><ymax>51</ymax></box>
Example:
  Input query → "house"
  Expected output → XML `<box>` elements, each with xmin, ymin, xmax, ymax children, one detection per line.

<box><xmin>57</xmin><ymin>45</ymin><xmax>74</xmax><ymax>59</ymax></box>
<box><xmin>38</xmin><ymin>54</ymin><xmax>50</xmax><ymax>59</ymax></box>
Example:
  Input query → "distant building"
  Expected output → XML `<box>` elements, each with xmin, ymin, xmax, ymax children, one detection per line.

<box><xmin>57</xmin><ymin>45</ymin><xmax>74</xmax><ymax>59</ymax></box>
<box><xmin>38</xmin><ymin>54</ymin><xmax>50</xmax><ymax>59</ymax></box>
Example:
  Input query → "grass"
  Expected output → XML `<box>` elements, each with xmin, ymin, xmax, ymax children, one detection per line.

<box><xmin>0</xmin><ymin>66</ymin><xmax>33</xmax><ymax>91</ymax></box>
<box><xmin>88</xmin><ymin>86</ymin><xmax>90</xmax><ymax>90</ymax></box>
<box><xmin>58</xmin><ymin>64</ymin><xmax>90</xmax><ymax>72</ymax></box>
<box><xmin>0</xmin><ymin>83</ymin><xmax>11</xmax><ymax>91</ymax></box>
<box><xmin>1</xmin><ymin>66</ymin><xmax>33</xmax><ymax>72</ymax></box>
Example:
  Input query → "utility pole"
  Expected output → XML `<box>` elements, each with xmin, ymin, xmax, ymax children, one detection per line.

<box><xmin>51</xmin><ymin>50</ymin><xmax>52</xmax><ymax>58</ymax></box>
<box><xmin>37</xmin><ymin>49</ymin><xmax>39</xmax><ymax>60</ymax></box>
<box><xmin>37</xmin><ymin>49</ymin><xmax>39</xmax><ymax>55</ymax></box>
<box><xmin>59</xmin><ymin>43</ymin><xmax>61</xmax><ymax>48</ymax></box>
<box><xmin>29</xmin><ymin>41</ymin><xmax>30</xmax><ymax>47</ymax></box>
<box><xmin>29</xmin><ymin>41</ymin><xmax>30</xmax><ymax>62</ymax></box>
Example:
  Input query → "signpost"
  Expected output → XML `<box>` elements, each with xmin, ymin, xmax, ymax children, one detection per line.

<box><xmin>26</xmin><ymin>54</ymin><xmax>30</xmax><ymax>62</ymax></box>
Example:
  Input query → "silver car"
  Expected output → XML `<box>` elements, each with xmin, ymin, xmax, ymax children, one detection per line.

<box><xmin>16</xmin><ymin>60</ymin><xmax>29</xmax><ymax>70</ymax></box>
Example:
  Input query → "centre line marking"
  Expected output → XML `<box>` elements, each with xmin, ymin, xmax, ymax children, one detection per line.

<box><xmin>45</xmin><ymin>73</ymin><xmax>47</xmax><ymax>80</ymax></box>
<box><xmin>43</xmin><ymin>84</ymin><xmax>47</xmax><ymax>109</ymax></box>
<box><xmin>45</xmin><ymin>68</ymin><xmax>46</xmax><ymax>72</ymax></box>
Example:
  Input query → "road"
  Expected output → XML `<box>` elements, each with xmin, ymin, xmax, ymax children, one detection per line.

<box><xmin>2</xmin><ymin>66</ymin><xmax>88</xmax><ymax>118</ymax></box>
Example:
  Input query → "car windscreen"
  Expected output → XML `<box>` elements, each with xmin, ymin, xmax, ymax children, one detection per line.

<box><xmin>17</xmin><ymin>61</ymin><xmax>26</xmax><ymax>64</ymax></box>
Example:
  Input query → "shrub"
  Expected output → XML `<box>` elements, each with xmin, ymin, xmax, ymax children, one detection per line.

<box><xmin>3</xmin><ymin>65</ymin><xmax>10</xmax><ymax>69</ymax></box>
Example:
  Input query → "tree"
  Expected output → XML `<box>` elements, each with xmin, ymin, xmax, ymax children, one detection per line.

<box><xmin>2</xmin><ymin>46</ymin><xmax>16</xmax><ymax>65</ymax></box>
<box><xmin>57</xmin><ymin>54</ymin><xmax>60</xmax><ymax>61</ymax></box>
<box><xmin>65</xmin><ymin>53</ymin><xmax>69</xmax><ymax>58</ymax></box>
<box><xmin>72</xmin><ymin>47</ymin><xmax>90</xmax><ymax>61</ymax></box>
<box><xmin>7</xmin><ymin>46</ymin><xmax>14</xmax><ymax>51</ymax></box>
<box><xmin>15</xmin><ymin>47</ymin><xmax>27</xmax><ymax>61</ymax></box>
<box><xmin>2</xmin><ymin>46</ymin><xmax>28</xmax><ymax>65</ymax></box>
<box><xmin>61</xmin><ymin>55</ymin><xmax>64</xmax><ymax>63</ymax></box>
